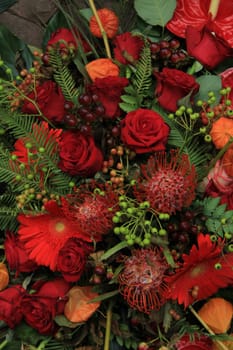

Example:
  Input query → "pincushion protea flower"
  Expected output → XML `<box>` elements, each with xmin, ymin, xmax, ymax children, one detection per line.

<box><xmin>165</xmin><ymin>233</ymin><xmax>233</xmax><ymax>307</ymax></box>
<box><xmin>118</xmin><ymin>248</ymin><xmax>169</xmax><ymax>314</ymax></box>
<box><xmin>133</xmin><ymin>150</ymin><xmax>197</xmax><ymax>214</ymax></box>
<box><xmin>63</xmin><ymin>184</ymin><xmax>119</xmax><ymax>241</ymax></box>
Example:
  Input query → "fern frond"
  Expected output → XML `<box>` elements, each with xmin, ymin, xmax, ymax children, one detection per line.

<box><xmin>133</xmin><ymin>42</ymin><xmax>152</xmax><ymax>97</ymax></box>
<box><xmin>0</xmin><ymin>206</ymin><xmax>19</xmax><ymax>232</ymax></box>
<box><xmin>49</xmin><ymin>49</ymin><xmax>80</xmax><ymax>101</ymax></box>
<box><xmin>153</xmin><ymin>104</ymin><xmax>208</xmax><ymax>180</ymax></box>
<box><xmin>0</xmin><ymin>109</ymin><xmax>36</xmax><ymax>138</ymax></box>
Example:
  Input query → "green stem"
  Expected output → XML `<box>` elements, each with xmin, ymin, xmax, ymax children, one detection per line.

<box><xmin>104</xmin><ymin>304</ymin><xmax>113</xmax><ymax>350</ymax></box>
<box><xmin>189</xmin><ymin>305</ymin><xmax>228</xmax><ymax>350</ymax></box>
<box><xmin>0</xmin><ymin>340</ymin><xmax>8</xmax><ymax>350</ymax></box>
<box><xmin>204</xmin><ymin>136</ymin><xmax>233</xmax><ymax>176</ymax></box>
<box><xmin>88</xmin><ymin>0</ymin><xmax>112</xmax><ymax>59</ymax></box>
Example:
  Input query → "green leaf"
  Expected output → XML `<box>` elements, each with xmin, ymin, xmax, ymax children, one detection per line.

<box><xmin>42</xmin><ymin>11</ymin><xmax>70</xmax><ymax>50</ymax></box>
<box><xmin>214</xmin><ymin>203</ymin><xmax>227</xmax><ymax>217</ymax></box>
<box><xmin>134</xmin><ymin>0</ymin><xmax>176</xmax><ymax>27</ymax></box>
<box><xmin>119</xmin><ymin>102</ymin><xmax>138</xmax><ymax>113</ymax></box>
<box><xmin>195</xmin><ymin>75</ymin><xmax>222</xmax><ymax>105</ymax></box>
<box><xmin>203</xmin><ymin>197</ymin><xmax>221</xmax><ymax>216</ymax></box>
<box><xmin>101</xmin><ymin>241</ymin><xmax>129</xmax><ymax>260</ymax></box>
<box><xmin>121</xmin><ymin>94</ymin><xmax>139</xmax><ymax>104</ymax></box>
<box><xmin>0</xmin><ymin>0</ymin><xmax>16</xmax><ymax>13</ymax></box>
<box><xmin>90</xmin><ymin>289</ymin><xmax>119</xmax><ymax>302</ymax></box>
<box><xmin>0</xmin><ymin>25</ymin><xmax>34</xmax><ymax>77</ymax></box>
<box><xmin>54</xmin><ymin>315</ymin><xmax>83</xmax><ymax>328</ymax></box>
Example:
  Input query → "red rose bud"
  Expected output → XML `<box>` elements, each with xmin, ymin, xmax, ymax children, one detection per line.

<box><xmin>154</xmin><ymin>67</ymin><xmax>200</xmax><ymax>112</ymax></box>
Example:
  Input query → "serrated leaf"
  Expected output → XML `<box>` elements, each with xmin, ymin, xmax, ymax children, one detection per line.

<box><xmin>203</xmin><ymin>197</ymin><xmax>221</xmax><ymax>215</ymax></box>
<box><xmin>206</xmin><ymin>218</ymin><xmax>222</xmax><ymax>234</ymax></box>
<box><xmin>214</xmin><ymin>203</ymin><xmax>227</xmax><ymax>217</ymax></box>
<box><xmin>223</xmin><ymin>223</ymin><xmax>233</xmax><ymax>235</ymax></box>
<box><xmin>222</xmin><ymin>210</ymin><xmax>233</xmax><ymax>220</ymax></box>
<box><xmin>124</xmin><ymin>85</ymin><xmax>137</xmax><ymax>95</ymax></box>
<box><xmin>121</xmin><ymin>94</ymin><xmax>138</xmax><ymax>104</ymax></box>
<box><xmin>134</xmin><ymin>0</ymin><xmax>176</xmax><ymax>27</ymax></box>
<box><xmin>119</xmin><ymin>102</ymin><xmax>138</xmax><ymax>113</ymax></box>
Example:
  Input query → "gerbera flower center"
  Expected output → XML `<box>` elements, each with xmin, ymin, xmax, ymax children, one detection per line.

<box><xmin>190</xmin><ymin>263</ymin><xmax>206</xmax><ymax>277</ymax></box>
<box><xmin>55</xmin><ymin>222</ymin><xmax>66</xmax><ymax>233</ymax></box>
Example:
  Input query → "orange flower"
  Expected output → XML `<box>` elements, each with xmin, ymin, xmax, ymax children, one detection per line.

<box><xmin>85</xmin><ymin>58</ymin><xmax>120</xmax><ymax>81</ymax></box>
<box><xmin>64</xmin><ymin>286</ymin><xmax>100</xmax><ymax>323</ymax></box>
<box><xmin>222</xmin><ymin>147</ymin><xmax>233</xmax><ymax>176</ymax></box>
<box><xmin>210</xmin><ymin>117</ymin><xmax>233</xmax><ymax>149</ymax></box>
<box><xmin>198</xmin><ymin>297</ymin><xmax>233</xmax><ymax>334</ymax></box>
<box><xmin>0</xmin><ymin>263</ymin><xmax>9</xmax><ymax>291</ymax></box>
<box><xmin>89</xmin><ymin>8</ymin><xmax>119</xmax><ymax>39</ymax></box>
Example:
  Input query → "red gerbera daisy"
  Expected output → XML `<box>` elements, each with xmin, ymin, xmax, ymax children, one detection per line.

<box><xmin>118</xmin><ymin>248</ymin><xmax>169</xmax><ymax>314</ymax></box>
<box><xmin>133</xmin><ymin>150</ymin><xmax>197</xmax><ymax>214</ymax></box>
<box><xmin>17</xmin><ymin>198</ymin><xmax>94</xmax><ymax>271</ymax></box>
<box><xmin>165</xmin><ymin>233</ymin><xmax>233</xmax><ymax>308</ymax></box>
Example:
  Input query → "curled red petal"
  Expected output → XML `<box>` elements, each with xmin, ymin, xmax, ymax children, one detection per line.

<box><xmin>166</xmin><ymin>0</ymin><xmax>209</xmax><ymax>38</ymax></box>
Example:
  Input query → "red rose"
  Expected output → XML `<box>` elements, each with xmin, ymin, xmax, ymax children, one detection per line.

<box><xmin>175</xmin><ymin>334</ymin><xmax>212</xmax><ymax>350</ymax></box>
<box><xmin>4</xmin><ymin>231</ymin><xmax>38</xmax><ymax>275</ymax></box>
<box><xmin>120</xmin><ymin>108</ymin><xmax>169</xmax><ymax>154</ymax></box>
<box><xmin>57</xmin><ymin>238</ymin><xmax>92</xmax><ymax>282</ymax></box>
<box><xmin>89</xmin><ymin>76</ymin><xmax>129</xmax><ymax>118</ymax></box>
<box><xmin>113</xmin><ymin>32</ymin><xmax>144</xmax><ymax>64</ymax></box>
<box><xmin>47</xmin><ymin>28</ymin><xmax>91</xmax><ymax>53</ymax></box>
<box><xmin>22</xmin><ymin>278</ymin><xmax>70</xmax><ymax>334</ymax></box>
<box><xmin>58</xmin><ymin>130</ymin><xmax>103</xmax><ymax>177</ymax></box>
<box><xmin>154</xmin><ymin>68</ymin><xmax>200</xmax><ymax>112</ymax></box>
<box><xmin>22</xmin><ymin>81</ymin><xmax>65</xmax><ymax>123</ymax></box>
<box><xmin>186</xmin><ymin>25</ymin><xmax>232</xmax><ymax>70</ymax></box>
<box><xmin>0</xmin><ymin>285</ymin><xmax>26</xmax><ymax>328</ymax></box>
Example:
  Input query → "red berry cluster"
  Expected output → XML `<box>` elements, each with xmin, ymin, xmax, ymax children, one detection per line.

<box><xmin>150</xmin><ymin>39</ymin><xmax>189</xmax><ymax>67</ymax></box>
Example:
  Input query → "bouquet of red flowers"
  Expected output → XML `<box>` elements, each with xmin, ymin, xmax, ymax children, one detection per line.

<box><xmin>0</xmin><ymin>0</ymin><xmax>233</xmax><ymax>349</ymax></box>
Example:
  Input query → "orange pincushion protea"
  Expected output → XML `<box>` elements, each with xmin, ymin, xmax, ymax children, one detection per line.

<box><xmin>118</xmin><ymin>248</ymin><xmax>169</xmax><ymax>314</ymax></box>
<box><xmin>89</xmin><ymin>8</ymin><xmax>119</xmax><ymax>39</ymax></box>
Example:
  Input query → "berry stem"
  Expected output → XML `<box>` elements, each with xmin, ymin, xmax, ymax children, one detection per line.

<box><xmin>88</xmin><ymin>0</ymin><xmax>112</xmax><ymax>59</ymax></box>
<box><xmin>189</xmin><ymin>305</ymin><xmax>228</xmax><ymax>350</ymax></box>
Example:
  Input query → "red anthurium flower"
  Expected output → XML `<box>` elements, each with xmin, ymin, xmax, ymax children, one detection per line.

<box><xmin>167</xmin><ymin>0</ymin><xmax>233</xmax><ymax>47</ymax></box>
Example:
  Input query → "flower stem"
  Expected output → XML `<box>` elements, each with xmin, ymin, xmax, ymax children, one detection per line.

<box><xmin>104</xmin><ymin>303</ymin><xmax>113</xmax><ymax>350</ymax></box>
<box><xmin>0</xmin><ymin>340</ymin><xmax>8</xmax><ymax>350</ymax></box>
<box><xmin>88</xmin><ymin>0</ymin><xmax>112</xmax><ymax>59</ymax></box>
<box><xmin>208</xmin><ymin>0</ymin><xmax>221</xmax><ymax>20</ymax></box>
<box><xmin>189</xmin><ymin>305</ymin><xmax>228</xmax><ymax>350</ymax></box>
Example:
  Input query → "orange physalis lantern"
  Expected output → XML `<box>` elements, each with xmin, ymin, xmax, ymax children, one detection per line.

<box><xmin>85</xmin><ymin>58</ymin><xmax>120</xmax><ymax>81</ymax></box>
<box><xmin>89</xmin><ymin>8</ymin><xmax>119</xmax><ymax>39</ymax></box>
<box><xmin>0</xmin><ymin>263</ymin><xmax>9</xmax><ymax>291</ymax></box>
<box><xmin>198</xmin><ymin>297</ymin><xmax>233</xmax><ymax>334</ymax></box>
<box><xmin>222</xmin><ymin>147</ymin><xmax>233</xmax><ymax>176</ymax></box>
<box><xmin>64</xmin><ymin>286</ymin><xmax>100</xmax><ymax>323</ymax></box>
<box><xmin>210</xmin><ymin>117</ymin><xmax>233</xmax><ymax>149</ymax></box>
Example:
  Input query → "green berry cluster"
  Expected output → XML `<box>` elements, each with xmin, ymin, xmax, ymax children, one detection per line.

<box><xmin>112</xmin><ymin>196</ymin><xmax>169</xmax><ymax>247</ymax></box>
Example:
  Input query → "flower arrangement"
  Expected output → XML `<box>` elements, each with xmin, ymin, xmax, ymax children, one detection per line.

<box><xmin>0</xmin><ymin>0</ymin><xmax>233</xmax><ymax>349</ymax></box>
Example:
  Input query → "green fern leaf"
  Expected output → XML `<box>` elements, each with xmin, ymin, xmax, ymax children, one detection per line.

<box><xmin>133</xmin><ymin>43</ymin><xmax>152</xmax><ymax>97</ymax></box>
<box><xmin>49</xmin><ymin>49</ymin><xmax>80</xmax><ymax>101</ymax></box>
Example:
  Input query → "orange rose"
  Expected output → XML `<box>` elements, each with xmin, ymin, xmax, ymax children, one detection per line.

<box><xmin>85</xmin><ymin>58</ymin><xmax>120</xmax><ymax>81</ymax></box>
